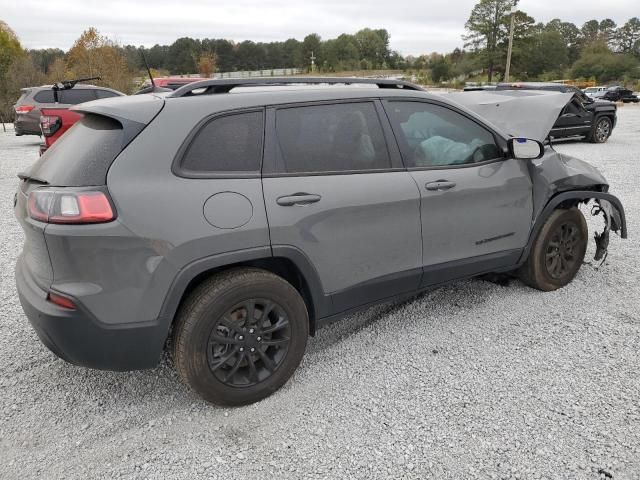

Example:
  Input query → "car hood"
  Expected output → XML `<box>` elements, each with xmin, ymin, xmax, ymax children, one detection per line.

<box><xmin>447</xmin><ymin>90</ymin><xmax>574</xmax><ymax>142</ymax></box>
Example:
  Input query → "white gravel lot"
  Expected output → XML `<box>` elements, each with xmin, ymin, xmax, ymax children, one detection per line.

<box><xmin>1</xmin><ymin>107</ymin><xmax>639</xmax><ymax>480</ymax></box>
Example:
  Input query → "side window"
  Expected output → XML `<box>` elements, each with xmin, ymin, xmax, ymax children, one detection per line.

<box><xmin>180</xmin><ymin>110</ymin><xmax>264</xmax><ymax>173</ymax></box>
<box><xmin>59</xmin><ymin>89</ymin><xmax>97</xmax><ymax>104</ymax></box>
<box><xmin>34</xmin><ymin>91</ymin><xmax>55</xmax><ymax>103</ymax></box>
<box><xmin>564</xmin><ymin>99</ymin><xmax>585</xmax><ymax>115</ymax></box>
<box><xmin>95</xmin><ymin>90</ymin><xmax>121</xmax><ymax>99</ymax></box>
<box><xmin>275</xmin><ymin>102</ymin><xmax>391</xmax><ymax>174</ymax></box>
<box><xmin>386</xmin><ymin>101</ymin><xmax>502</xmax><ymax>168</ymax></box>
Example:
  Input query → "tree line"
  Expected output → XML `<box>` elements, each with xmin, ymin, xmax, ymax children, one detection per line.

<box><xmin>1</xmin><ymin>3</ymin><xmax>639</xmax><ymax>121</ymax></box>
<box><xmin>25</xmin><ymin>28</ymin><xmax>401</xmax><ymax>82</ymax></box>
<box><xmin>456</xmin><ymin>0</ymin><xmax>640</xmax><ymax>84</ymax></box>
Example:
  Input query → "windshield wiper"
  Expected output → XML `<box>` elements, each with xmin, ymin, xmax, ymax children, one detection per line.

<box><xmin>17</xmin><ymin>172</ymin><xmax>49</xmax><ymax>184</ymax></box>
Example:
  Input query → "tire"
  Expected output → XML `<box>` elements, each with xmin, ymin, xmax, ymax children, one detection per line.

<box><xmin>590</xmin><ymin>117</ymin><xmax>612</xmax><ymax>143</ymax></box>
<box><xmin>519</xmin><ymin>208</ymin><xmax>588</xmax><ymax>291</ymax></box>
<box><xmin>172</xmin><ymin>268</ymin><xmax>309</xmax><ymax>406</ymax></box>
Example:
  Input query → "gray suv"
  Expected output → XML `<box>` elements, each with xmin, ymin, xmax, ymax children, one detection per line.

<box><xmin>13</xmin><ymin>84</ymin><xmax>123</xmax><ymax>136</ymax></box>
<box><xmin>15</xmin><ymin>78</ymin><xmax>627</xmax><ymax>406</ymax></box>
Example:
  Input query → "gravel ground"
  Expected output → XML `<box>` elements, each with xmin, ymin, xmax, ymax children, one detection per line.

<box><xmin>1</xmin><ymin>107</ymin><xmax>639</xmax><ymax>480</ymax></box>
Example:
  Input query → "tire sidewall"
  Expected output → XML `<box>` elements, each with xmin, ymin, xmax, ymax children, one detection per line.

<box><xmin>530</xmin><ymin>208</ymin><xmax>588</xmax><ymax>290</ymax></box>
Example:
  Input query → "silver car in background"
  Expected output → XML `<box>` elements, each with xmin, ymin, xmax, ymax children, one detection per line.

<box><xmin>583</xmin><ymin>86</ymin><xmax>608</xmax><ymax>99</ymax></box>
<box><xmin>13</xmin><ymin>84</ymin><xmax>123</xmax><ymax>136</ymax></box>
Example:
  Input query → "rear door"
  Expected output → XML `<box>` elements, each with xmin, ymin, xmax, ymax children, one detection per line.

<box><xmin>383</xmin><ymin>99</ymin><xmax>533</xmax><ymax>286</ymax></box>
<box><xmin>262</xmin><ymin>100</ymin><xmax>422</xmax><ymax>314</ymax></box>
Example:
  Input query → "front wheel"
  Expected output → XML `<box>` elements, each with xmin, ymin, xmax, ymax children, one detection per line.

<box><xmin>519</xmin><ymin>208</ymin><xmax>588</xmax><ymax>291</ymax></box>
<box><xmin>590</xmin><ymin>117</ymin><xmax>612</xmax><ymax>143</ymax></box>
<box><xmin>172</xmin><ymin>268</ymin><xmax>309</xmax><ymax>406</ymax></box>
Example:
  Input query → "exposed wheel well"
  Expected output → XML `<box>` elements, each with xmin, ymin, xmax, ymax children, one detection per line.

<box><xmin>594</xmin><ymin>113</ymin><xmax>615</xmax><ymax>125</ymax></box>
<box><xmin>175</xmin><ymin>257</ymin><xmax>318</xmax><ymax>335</ymax></box>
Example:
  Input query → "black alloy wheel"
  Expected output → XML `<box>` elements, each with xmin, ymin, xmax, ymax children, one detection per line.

<box><xmin>592</xmin><ymin>117</ymin><xmax>611</xmax><ymax>143</ymax></box>
<box><xmin>207</xmin><ymin>299</ymin><xmax>291</xmax><ymax>387</ymax></box>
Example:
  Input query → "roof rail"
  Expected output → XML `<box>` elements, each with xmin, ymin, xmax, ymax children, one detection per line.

<box><xmin>168</xmin><ymin>76</ymin><xmax>424</xmax><ymax>98</ymax></box>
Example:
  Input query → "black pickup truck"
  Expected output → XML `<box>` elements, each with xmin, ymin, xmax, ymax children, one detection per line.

<box><xmin>496</xmin><ymin>82</ymin><xmax>617</xmax><ymax>143</ymax></box>
<box><xmin>602</xmin><ymin>86</ymin><xmax>640</xmax><ymax>103</ymax></box>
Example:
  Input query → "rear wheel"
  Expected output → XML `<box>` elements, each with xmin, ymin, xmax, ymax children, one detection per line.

<box><xmin>590</xmin><ymin>117</ymin><xmax>612</xmax><ymax>143</ymax></box>
<box><xmin>172</xmin><ymin>268</ymin><xmax>309</xmax><ymax>406</ymax></box>
<box><xmin>519</xmin><ymin>208</ymin><xmax>588</xmax><ymax>291</ymax></box>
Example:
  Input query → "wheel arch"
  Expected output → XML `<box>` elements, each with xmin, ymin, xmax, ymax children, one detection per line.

<box><xmin>519</xmin><ymin>190</ymin><xmax>627</xmax><ymax>265</ymax></box>
<box><xmin>157</xmin><ymin>246</ymin><xmax>330</xmax><ymax>342</ymax></box>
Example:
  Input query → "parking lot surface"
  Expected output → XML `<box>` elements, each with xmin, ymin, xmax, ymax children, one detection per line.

<box><xmin>1</xmin><ymin>107</ymin><xmax>639</xmax><ymax>480</ymax></box>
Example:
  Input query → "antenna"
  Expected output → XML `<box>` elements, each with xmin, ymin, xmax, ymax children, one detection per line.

<box><xmin>141</xmin><ymin>50</ymin><xmax>156</xmax><ymax>88</ymax></box>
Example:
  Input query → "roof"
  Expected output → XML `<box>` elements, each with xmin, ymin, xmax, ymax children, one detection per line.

<box><xmin>164</xmin><ymin>84</ymin><xmax>435</xmax><ymax>107</ymax></box>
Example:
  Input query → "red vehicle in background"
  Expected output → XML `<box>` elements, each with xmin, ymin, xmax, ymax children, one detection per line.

<box><xmin>39</xmin><ymin>77</ymin><xmax>204</xmax><ymax>154</ymax></box>
<box><xmin>135</xmin><ymin>76</ymin><xmax>204</xmax><ymax>93</ymax></box>
<box><xmin>39</xmin><ymin>108</ymin><xmax>83</xmax><ymax>155</ymax></box>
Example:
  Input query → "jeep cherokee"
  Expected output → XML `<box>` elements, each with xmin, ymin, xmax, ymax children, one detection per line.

<box><xmin>15</xmin><ymin>78</ymin><xmax>627</xmax><ymax>406</ymax></box>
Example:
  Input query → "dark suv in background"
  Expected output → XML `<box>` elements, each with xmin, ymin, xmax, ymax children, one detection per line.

<box><xmin>13</xmin><ymin>84</ymin><xmax>124</xmax><ymax>136</ymax></box>
<box><xmin>15</xmin><ymin>78</ymin><xmax>626</xmax><ymax>406</ymax></box>
<box><xmin>601</xmin><ymin>86</ymin><xmax>639</xmax><ymax>103</ymax></box>
<box><xmin>496</xmin><ymin>82</ymin><xmax>617</xmax><ymax>143</ymax></box>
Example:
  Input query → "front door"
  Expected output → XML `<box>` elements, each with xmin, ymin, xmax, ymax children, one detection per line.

<box><xmin>262</xmin><ymin>100</ymin><xmax>422</xmax><ymax>313</ymax></box>
<box><xmin>383</xmin><ymin>99</ymin><xmax>534</xmax><ymax>286</ymax></box>
<box><xmin>552</xmin><ymin>97</ymin><xmax>593</xmax><ymax>138</ymax></box>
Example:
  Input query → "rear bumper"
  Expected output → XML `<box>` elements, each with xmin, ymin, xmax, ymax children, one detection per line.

<box><xmin>14</xmin><ymin>116</ymin><xmax>40</xmax><ymax>136</ymax></box>
<box><xmin>15</xmin><ymin>256</ymin><xmax>166</xmax><ymax>371</ymax></box>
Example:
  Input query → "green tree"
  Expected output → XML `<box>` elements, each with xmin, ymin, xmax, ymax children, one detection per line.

<box><xmin>281</xmin><ymin>38</ymin><xmax>302</xmax><ymax>69</ymax></box>
<box><xmin>29</xmin><ymin>48</ymin><xmax>65</xmax><ymax>75</ymax></box>
<box><xmin>615</xmin><ymin>17</ymin><xmax>640</xmax><ymax>55</ymax></box>
<box><xmin>525</xmin><ymin>27</ymin><xmax>569</xmax><ymax>78</ymax></box>
<box><xmin>429</xmin><ymin>55</ymin><xmax>452</xmax><ymax>83</ymax></box>
<box><xmin>571</xmin><ymin>39</ymin><xmax>640</xmax><ymax>82</ymax></box>
<box><xmin>323</xmin><ymin>34</ymin><xmax>360</xmax><ymax>71</ymax></box>
<box><xmin>463</xmin><ymin>0</ymin><xmax>521</xmax><ymax>82</ymax></box>
<box><xmin>302</xmin><ymin>34</ymin><xmax>322</xmax><ymax>71</ymax></box>
<box><xmin>166</xmin><ymin>37</ymin><xmax>200</xmax><ymax>73</ymax></box>
<box><xmin>581</xmin><ymin>20</ymin><xmax>600</xmax><ymax>44</ymax></box>
<box><xmin>545</xmin><ymin>19</ymin><xmax>581</xmax><ymax>63</ymax></box>
<box><xmin>144</xmin><ymin>44</ymin><xmax>169</xmax><ymax>69</ymax></box>
<box><xmin>353</xmin><ymin>28</ymin><xmax>390</xmax><ymax>68</ymax></box>
<box><xmin>599</xmin><ymin>18</ymin><xmax>617</xmax><ymax>46</ymax></box>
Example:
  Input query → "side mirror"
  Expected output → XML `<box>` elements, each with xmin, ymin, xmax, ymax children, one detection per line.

<box><xmin>508</xmin><ymin>137</ymin><xmax>544</xmax><ymax>160</ymax></box>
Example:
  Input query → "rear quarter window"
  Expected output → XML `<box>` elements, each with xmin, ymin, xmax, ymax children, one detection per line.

<box><xmin>179</xmin><ymin>110</ymin><xmax>264</xmax><ymax>175</ymax></box>
<box><xmin>27</xmin><ymin>114</ymin><xmax>124</xmax><ymax>186</ymax></box>
<box><xmin>34</xmin><ymin>90</ymin><xmax>55</xmax><ymax>103</ymax></box>
<box><xmin>16</xmin><ymin>90</ymin><xmax>31</xmax><ymax>104</ymax></box>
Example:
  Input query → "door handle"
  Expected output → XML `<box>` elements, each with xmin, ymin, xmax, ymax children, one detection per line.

<box><xmin>276</xmin><ymin>193</ymin><xmax>322</xmax><ymax>206</ymax></box>
<box><xmin>425</xmin><ymin>181</ymin><xmax>456</xmax><ymax>191</ymax></box>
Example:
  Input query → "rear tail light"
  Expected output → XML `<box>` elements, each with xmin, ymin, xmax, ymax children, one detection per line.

<box><xmin>27</xmin><ymin>188</ymin><xmax>115</xmax><ymax>224</ymax></box>
<box><xmin>40</xmin><ymin>115</ymin><xmax>62</xmax><ymax>137</ymax></box>
<box><xmin>15</xmin><ymin>105</ymin><xmax>35</xmax><ymax>114</ymax></box>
